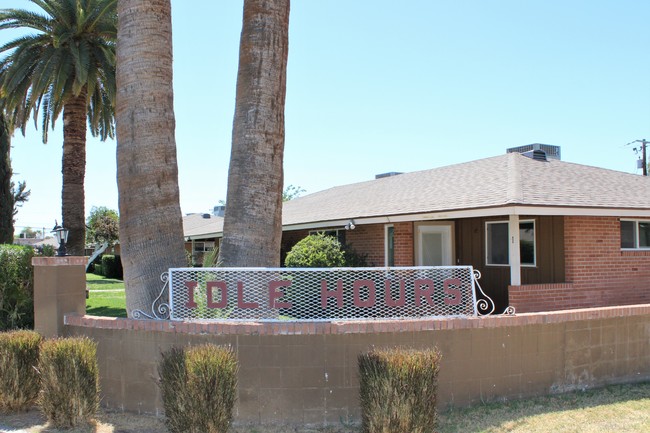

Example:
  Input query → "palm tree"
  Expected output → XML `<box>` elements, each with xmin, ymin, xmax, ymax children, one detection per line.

<box><xmin>116</xmin><ymin>0</ymin><xmax>187</xmax><ymax>316</ymax></box>
<box><xmin>218</xmin><ymin>0</ymin><xmax>291</xmax><ymax>267</ymax></box>
<box><xmin>0</xmin><ymin>0</ymin><xmax>116</xmax><ymax>255</ymax></box>
<box><xmin>0</xmin><ymin>111</ymin><xmax>13</xmax><ymax>244</ymax></box>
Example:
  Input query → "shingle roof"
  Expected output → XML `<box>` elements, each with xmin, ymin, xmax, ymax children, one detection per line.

<box><xmin>183</xmin><ymin>153</ymin><xmax>650</xmax><ymax>238</ymax></box>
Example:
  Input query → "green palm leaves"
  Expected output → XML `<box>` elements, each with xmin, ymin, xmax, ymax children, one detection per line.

<box><xmin>0</xmin><ymin>0</ymin><xmax>116</xmax><ymax>141</ymax></box>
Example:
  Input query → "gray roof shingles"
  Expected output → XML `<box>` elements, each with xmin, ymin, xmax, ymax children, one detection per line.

<box><xmin>184</xmin><ymin>153</ymin><xmax>650</xmax><ymax>237</ymax></box>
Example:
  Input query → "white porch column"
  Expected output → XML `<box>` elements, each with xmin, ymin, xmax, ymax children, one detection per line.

<box><xmin>509</xmin><ymin>214</ymin><xmax>521</xmax><ymax>286</ymax></box>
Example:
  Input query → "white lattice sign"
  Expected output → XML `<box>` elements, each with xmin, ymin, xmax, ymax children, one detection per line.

<box><xmin>166</xmin><ymin>266</ymin><xmax>483</xmax><ymax>321</ymax></box>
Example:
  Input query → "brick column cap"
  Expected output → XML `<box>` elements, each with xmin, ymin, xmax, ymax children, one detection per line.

<box><xmin>32</xmin><ymin>256</ymin><xmax>88</xmax><ymax>266</ymax></box>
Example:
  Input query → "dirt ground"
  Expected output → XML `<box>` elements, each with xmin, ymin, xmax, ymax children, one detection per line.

<box><xmin>0</xmin><ymin>408</ymin><xmax>358</xmax><ymax>433</ymax></box>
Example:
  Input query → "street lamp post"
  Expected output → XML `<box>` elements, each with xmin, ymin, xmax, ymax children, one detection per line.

<box><xmin>51</xmin><ymin>221</ymin><xmax>69</xmax><ymax>257</ymax></box>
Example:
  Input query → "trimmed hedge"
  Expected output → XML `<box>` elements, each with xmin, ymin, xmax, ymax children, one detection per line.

<box><xmin>0</xmin><ymin>330</ymin><xmax>41</xmax><ymax>412</ymax></box>
<box><xmin>359</xmin><ymin>347</ymin><xmax>442</xmax><ymax>433</ymax></box>
<box><xmin>0</xmin><ymin>245</ymin><xmax>34</xmax><ymax>330</ymax></box>
<box><xmin>159</xmin><ymin>344</ymin><xmax>238</xmax><ymax>433</ymax></box>
<box><xmin>38</xmin><ymin>337</ymin><xmax>99</xmax><ymax>428</ymax></box>
<box><xmin>100</xmin><ymin>254</ymin><xmax>123</xmax><ymax>279</ymax></box>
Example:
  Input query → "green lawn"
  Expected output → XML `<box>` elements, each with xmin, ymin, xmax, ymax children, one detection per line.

<box><xmin>86</xmin><ymin>273</ymin><xmax>127</xmax><ymax>317</ymax></box>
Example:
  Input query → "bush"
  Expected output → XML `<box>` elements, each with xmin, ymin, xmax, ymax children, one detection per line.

<box><xmin>38</xmin><ymin>337</ymin><xmax>99</xmax><ymax>428</ymax></box>
<box><xmin>101</xmin><ymin>254</ymin><xmax>123</xmax><ymax>279</ymax></box>
<box><xmin>159</xmin><ymin>344</ymin><xmax>238</xmax><ymax>433</ymax></box>
<box><xmin>358</xmin><ymin>347</ymin><xmax>442</xmax><ymax>433</ymax></box>
<box><xmin>93</xmin><ymin>263</ymin><xmax>103</xmax><ymax>276</ymax></box>
<box><xmin>0</xmin><ymin>245</ymin><xmax>35</xmax><ymax>330</ymax></box>
<box><xmin>284</xmin><ymin>233</ymin><xmax>345</xmax><ymax>267</ymax></box>
<box><xmin>0</xmin><ymin>330</ymin><xmax>41</xmax><ymax>412</ymax></box>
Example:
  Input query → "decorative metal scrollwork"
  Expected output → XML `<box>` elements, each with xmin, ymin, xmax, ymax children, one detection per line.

<box><xmin>132</xmin><ymin>272</ymin><xmax>171</xmax><ymax>320</ymax></box>
<box><xmin>473</xmin><ymin>269</ymin><xmax>516</xmax><ymax>316</ymax></box>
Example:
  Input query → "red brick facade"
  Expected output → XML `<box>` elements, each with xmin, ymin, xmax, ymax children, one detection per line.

<box><xmin>511</xmin><ymin>216</ymin><xmax>650</xmax><ymax>312</ymax></box>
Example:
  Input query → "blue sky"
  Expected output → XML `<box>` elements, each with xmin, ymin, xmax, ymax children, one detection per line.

<box><xmin>3</xmin><ymin>0</ymin><xmax>649</xmax><ymax>234</ymax></box>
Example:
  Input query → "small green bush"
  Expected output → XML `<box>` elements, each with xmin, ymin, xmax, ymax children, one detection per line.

<box><xmin>358</xmin><ymin>347</ymin><xmax>442</xmax><ymax>433</ymax></box>
<box><xmin>93</xmin><ymin>263</ymin><xmax>103</xmax><ymax>276</ymax></box>
<box><xmin>101</xmin><ymin>254</ymin><xmax>123</xmax><ymax>279</ymax></box>
<box><xmin>0</xmin><ymin>245</ymin><xmax>34</xmax><ymax>330</ymax></box>
<box><xmin>0</xmin><ymin>330</ymin><xmax>41</xmax><ymax>412</ymax></box>
<box><xmin>284</xmin><ymin>233</ymin><xmax>345</xmax><ymax>267</ymax></box>
<box><xmin>38</xmin><ymin>337</ymin><xmax>99</xmax><ymax>428</ymax></box>
<box><xmin>159</xmin><ymin>344</ymin><xmax>238</xmax><ymax>433</ymax></box>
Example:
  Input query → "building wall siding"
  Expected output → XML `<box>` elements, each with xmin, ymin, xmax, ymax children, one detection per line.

<box><xmin>512</xmin><ymin>216</ymin><xmax>650</xmax><ymax>312</ymax></box>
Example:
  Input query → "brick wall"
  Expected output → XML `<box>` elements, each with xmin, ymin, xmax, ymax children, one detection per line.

<box><xmin>513</xmin><ymin>216</ymin><xmax>650</xmax><ymax>312</ymax></box>
<box><xmin>346</xmin><ymin>224</ymin><xmax>384</xmax><ymax>266</ymax></box>
<box><xmin>393</xmin><ymin>222</ymin><xmax>414</xmax><ymax>266</ymax></box>
<box><xmin>64</xmin><ymin>305</ymin><xmax>650</xmax><ymax>425</ymax></box>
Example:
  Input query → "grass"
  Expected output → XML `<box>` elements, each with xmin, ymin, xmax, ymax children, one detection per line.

<box><xmin>0</xmin><ymin>382</ymin><xmax>649</xmax><ymax>432</ymax></box>
<box><xmin>85</xmin><ymin>273</ymin><xmax>127</xmax><ymax>318</ymax></box>
<box><xmin>436</xmin><ymin>381</ymin><xmax>650</xmax><ymax>432</ymax></box>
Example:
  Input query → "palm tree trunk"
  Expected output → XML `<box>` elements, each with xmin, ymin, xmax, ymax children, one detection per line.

<box><xmin>61</xmin><ymin>92</ymin><xmax>88</xmax><ymax>255</ymax></box>
<box><xmin>0</xmin><ymin>113</ymin><xmax>13</xmax><ymax>244</ymax></box>
<box><xmin>219</xmin><ymin>0</ymin><xmax>290</xmax><ymax>268</ymax></box>
<box><xmin>116</xmin><ymin>0</ymin><xmax>187</xmax><ymax>317</ymax></box>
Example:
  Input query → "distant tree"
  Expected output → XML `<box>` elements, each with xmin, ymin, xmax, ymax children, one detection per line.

<box><xmin>86</xmin><ymin>206</ymin><xmax>119</xmax><ymax>245</ymax></box>
<box><xmin>282</xmin><ymin>184</ymin><xmax>305</xmax><ymax>202</ymax></box>
<box><xmin>0</xmin><ymin>0</ymin><xmax>117</xmax><ymax>255</ymax></box>
<box><xmin>19</xmin><ymin>226</ymin><xmax>39</xmax><ymax>239</ymax></box>
<box><xmin>0</xmin><ymin>111</ymin><xmax>12</xmax><ymax>243</ymax></box>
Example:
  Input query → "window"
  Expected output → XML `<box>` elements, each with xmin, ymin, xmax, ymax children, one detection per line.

<box><xmin>385</xmin><ymin>225</ymin><xmax>394</xmax><ymax>266</ymax></box>
<box><xmin>309</xmin><ymin>229</ymin><xmax>346</xmax><ymax>246</ymax></box>
<box><xmin>193</xmin><ymin>241</ymin><xmax>215</xmax><ymax>253</ymax></box>
<box><xmin>486</xmin><ymin>220</ymin><xmax>536</xmax><ymax>266</ymax></box>
<box><xmin>621</xmin><ymin>220</ymin><xmax>650</xmax><ymax>249</ymax></box>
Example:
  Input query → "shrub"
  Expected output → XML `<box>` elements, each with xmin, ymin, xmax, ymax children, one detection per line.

<box><xmin>358</xmin><ymin>347</ymin><xmax>442</xmax><ymax>433</ymax></box>
<box><xmin>0</xmin><ymin>245</ymin><xmax>34</xmax><ymax>330</ymax></box>
<box><xmin>284</xmin><ymin>233</ymin><xmax>345</xmax><ymax>267</ymax></box>
<box><xmin>93</xmin><ymin>263</ymin><xmax>103</xmax><ymax>276</ymax></box>
<box><xmin>38</xmin><ymin>337</ymin><xmax>99</xmax><ymax>428</ymax></box>
<box><xmin>159</xmin><ymin>344</ymin><xmax>238</xmax><ymax>433</ymax></box>
<box><xmin>0</xmin><ymin>330</ymin><xmax>41</xmax><ymax>412</ymax></box>
<box><xmin>101</xmin><ymin>254</ymin><xmax>123</xmax><ymax>279</ymax></box>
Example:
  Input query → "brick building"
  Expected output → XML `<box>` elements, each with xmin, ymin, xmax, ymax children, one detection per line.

<box><xmin>183</xmin><ymin>146</ymin><xmax>650</xmax><ymax>313</ymax></box>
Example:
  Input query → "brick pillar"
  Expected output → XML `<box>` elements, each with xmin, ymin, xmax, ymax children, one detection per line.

<box><xmin>32</xmin><ymin>256</ymin><xmax>87</xmax><ymax>338</ymax></box>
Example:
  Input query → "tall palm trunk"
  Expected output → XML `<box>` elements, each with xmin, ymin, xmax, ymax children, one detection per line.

<box><xmin>0</xmin><ymin>113</ymin><xmax>12</xmax><ymax>244</ymax></box>
<box><xmin>116</xmin><ymin>0</ymin><xmax>186</xmax><ymax>316</ymax></box>
<box><xmin>219</xmin><ymin>0</ymin><xmax>290</xmax><ymax>267</ymax></box>
<box><xmin>61</xmin><ymin>92</ymin><xmax>88</xmax><ymax>255</ymax></box>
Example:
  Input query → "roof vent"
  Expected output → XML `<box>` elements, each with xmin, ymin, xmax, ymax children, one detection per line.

<box><xmin>202</xmin><ymin>213</ymin><xmax>211</xmax><ymax>219</ymax></box>
<box><xmin>375</xmin><ymin>172</ymin><xmax>403</xmax><ymax>179</ymax></box>
<box><xmin>521</xmin><ymin>149</ymin><xmax>548</xmax><ymax>162</ymax></box>
<box><xmin>212</xmin><ymin>205</ymin><xmax>225</xmax><ymax>217</ymax></box>
<box><xmin>507</xmin><ymin>143</ymin><xmax>561</xmax><ymax>160</ymax></box>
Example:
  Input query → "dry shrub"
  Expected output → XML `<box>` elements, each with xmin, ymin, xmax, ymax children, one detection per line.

<box><xmin>38</xmin><ymin>337</ymin><xmax>99</xmax><ymax>428</ymax></box>
<box><xmin>159</xmin><ymin>344</ymin><xmax>238</xmax><ymax>433</ymax></box>
<box><xmin>358</xmin><ymin>347</ymin><xmax>442</xmax><ymax>433</ymax></box>
<box><xmin>0</xmin><ymin>330</ymin><xmax>41</xmax><ymax>412</ymax></box>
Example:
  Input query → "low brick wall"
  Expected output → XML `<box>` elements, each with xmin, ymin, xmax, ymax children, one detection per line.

<box><xmin>509</xmin><ymin>283</ymin><xmax>576</xmax><ymax>313</ymax></box>
<box><xmin>63</xmin><ymin>305</ymin><xmax>650</xmax><ymax>426</ymax></box>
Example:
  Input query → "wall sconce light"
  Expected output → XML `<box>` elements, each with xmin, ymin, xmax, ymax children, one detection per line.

<box><xmin>51</xmin><ymin>220</ymin><xmax>69</xmax><ymax>257</ymax></box>
<box><xmin>345</xmin><ymin>219</ymin><xmax>356</xmax><ymax>230</ymax></box>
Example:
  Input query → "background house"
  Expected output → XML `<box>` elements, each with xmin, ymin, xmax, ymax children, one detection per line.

<box><xmin>184</xmin><ymin>145</ymin><xmax>650</xmax><ymax>313</ymax></box>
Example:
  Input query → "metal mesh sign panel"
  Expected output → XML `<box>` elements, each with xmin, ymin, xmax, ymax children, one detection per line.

<box><xmin>168</xmin><ymin>266</ymin><xmax>478</xmax><ymax>321</ymax></box>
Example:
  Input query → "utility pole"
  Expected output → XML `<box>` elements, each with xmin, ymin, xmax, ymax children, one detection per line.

<box><xmin>626</xmin><ymin>139</ymin><xmax>648</xmax><ymax>176</ymax></box>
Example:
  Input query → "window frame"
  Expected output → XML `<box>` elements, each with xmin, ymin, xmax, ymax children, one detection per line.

<box><xmin>620</xmin><ymin>219</ymin><xmax>650</xmax><ymax>250</ymax></box>
<box><xmin>485</xmin><ymin>219</ymin><xmax>536</xmax><ymax>267</ymax></box>
<box><xmin>385</xmin><ymin>224</ymin><xmax>394</xmax><ymax>267</ymax></box>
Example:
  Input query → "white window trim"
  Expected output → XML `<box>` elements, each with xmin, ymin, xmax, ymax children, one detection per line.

<box><xmin>485</xmin><ymin>219</ymin><xmax>536</xmax><ymax>267</ymax></box>
<box><xmin>385</xmin><ymin>224</ymin><xmax>394</xmax><ymax>267</ymax></box>
<box><xmin>620</xmin><ymin>219</ymin><xmax>650</xmax><ymax>250</ymax></box>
